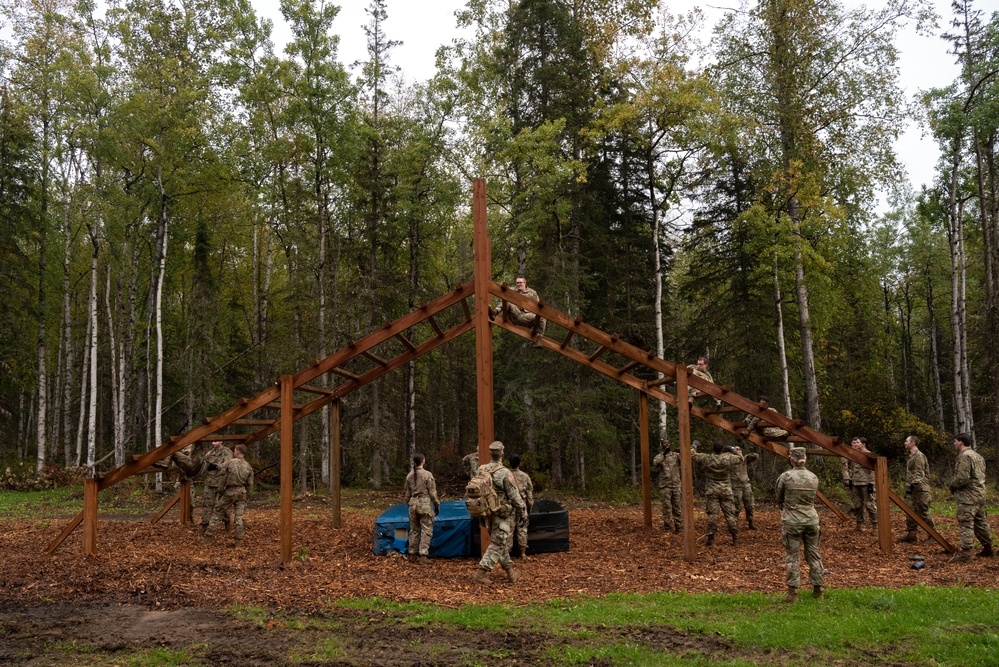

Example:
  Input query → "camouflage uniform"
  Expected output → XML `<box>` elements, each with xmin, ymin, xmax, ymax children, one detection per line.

<box><xmin>730</xmin><ymin>452</ymin><xmax>760</xmax><ymax>528</ymax></box>
<box><xmin>507</xmin><ymin>286</ymin><xmax>541</xmax><ymax>328</ymax></box>
<box><xmin>461</xmin><ymin>452</ymin><xmax>480</xmax><ymax>480</ymax></box>
<box><xmin>904</xmin><ymin>446</ymin><xmax>935</xmax><ymax>533</ymax></box>
<box><xmin>205</xmin><ymin>455</ymin><xmax>253</xmax><ymax>541</ymax></box>
<box><xmin>690</xmin><ymin>443</ymin><xmax>742</xmax><ymax>542</ymax></box>
<box><xmin>743</xmin><ymin>410</ymin><xmax>789</xmax><ymax>439</ymax></box>
<box><xmin>404</xmin><ymin>466</ymin><xmax>440</xmax><ymax>558</ymax></box>
<box><xmin>201</xmin><ymin>445</ymin><xmax>233</xmax><ymax>531</ymax></box>
<box><xmin>841</xmin><ymin>450</ymin><xmax>877</xmax><ymax>527</ymax></box>
<box><xmin>509</xmin><ymin>468</ymin><xmax>534</xmax><ymax>556</ymax></box>
<box><xmin>478</xmin><ymin>461</ymin><xmax>526</xmax><ymax>574</ymax></box>
<box><xmin>652</xmin><ymin>449</ymin><xmax>682</xmax><ymax>532</ymax></box>
<box><xmin>776</xmin><ymin>464</ymin><xmax>824</xmax><ymax>590</ymax></box>
<box><xmin>949</xmin><ymin>448</ymin><xmax>993</xmax><ymax>551</ymax></box>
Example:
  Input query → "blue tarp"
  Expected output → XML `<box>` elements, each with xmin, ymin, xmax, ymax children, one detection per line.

<box><xmin>373</xmin><ymin>500</ymin><xmax>474</xmax><ymax>557</ymax></box>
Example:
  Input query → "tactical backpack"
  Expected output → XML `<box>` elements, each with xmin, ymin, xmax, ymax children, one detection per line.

<box><xmin>465</xmin><ymin>465</ymin><xmax>501</xmax><ymax>518</ymax></box>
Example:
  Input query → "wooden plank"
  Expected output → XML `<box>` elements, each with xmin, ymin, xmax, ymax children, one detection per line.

<box><xmin>647</xmin><ymin>376</ymin><xmax>673</xmax><ymax>388</ymax></box>
<box><xmin>150</xmin><ymin>491</ymin><xmax>181</xmax><ymax>525</ymax></box>
<box><xmin>83</xmin><ymin>477</ymin><xmax>98</xmax><ymax>556</ymax></box>
<box><xmin>676</xmin><ymin>365</ymin><xmax>695</xmax><ymax>562</ymax></box>
<box><xmin>362</xmin><ymin>350</ymin><xmax>388</xmax><ymax>367</ymax></box>
<box><xmin>588</xmin><ymin>346</ymin><xmax>607</xmax><ymax>363</ymax></box>
<box><xmin>197</xmin><ymin>435</ymin><xmax>247</xmax><ymax>441</ymax></box>
<box><xmin>46</xmin><ymin>511</ymin><xmax>83</xmax><ymax>554</ymax></box>
<box><xmin>618</xmin><ymin>360</ymin><xmax>642</xmax><ymax>376</ymax></box>
<box><xmin>559</xmin><ymin>330</ymin><xmax>575</xmax><ymax>349</ymax></box>
<box><xmin>330</xmin><ymin>367</ymin><xmax>359</xmax><ymax>380</ymax></box>
<box><xmin>639</xmin><ymin>392</ymin><xmax>652</xmax><ymax>528</ymax></box>
<box><xmin>280</xmin><ymin>375</ymin><xmax>294</xmax><ymax>563</ymax></box>
<box><xmin>875</xmin><ymin>457</ymin><xmax>892</xmax><ymax>554</ymax></box>
<box><xmin>331</xmin><ymin>399</ymin><xmax>342</xmax><ymax>529</ymax></box>
<box><xmin>887</xmin><ymin>488</ymin><xmax>956</xmax><ymax>553</ymax></box>
<box><xmin>816</xmin><ymin>490</ymin><xmax>851</xmax><ymax>521</ymax></box>
<box><xmin>394</xmin><ymin>333</ymin><xmax>418</xmax><ymax>353</ymax></box>
<box><xmin>473</xmin><ymin>178</ymin><xmax>494</xmax><ymax>558</ymax></box>
<box><xmin>460</xmin><ymin>296</ymin><xmax>472</xmax><ymax>322</ymax></box>
<box><xmin>427</xmin><ymin>315</ymin><xmax>446</xmax><ymax>338</ymax></box>
<box><xmin>232</xmin><ymin>419</ymin><xmax>279</xmax><ymax>426</ymax></box>
<box><xmin>180</xmin><ymin>479</ymin><xmax>193</xmax><ymax>524</ymax></box>
<box><xmin>298</xmin><ymin>384</ymin><xmax>335</xmax><ymax>396</ymax></box>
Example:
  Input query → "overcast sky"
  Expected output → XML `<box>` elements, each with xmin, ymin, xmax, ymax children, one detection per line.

<box><xmin>255</xmin><ymin>0</ymin><xmax>960</xmax><ymax>200</ymax></box>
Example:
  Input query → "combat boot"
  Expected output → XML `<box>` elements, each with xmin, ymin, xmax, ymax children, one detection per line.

<box><xmin>200</xmin><ymin>524</ymin><xmax>209</xmax><ymax>536</ymax></box>
<box><xmin>898</xmin><ymin>530</ymin><xmax>917</xmax><ymax>543</ymax></box>
<box><xmin>977</xmin><ymin>544</ymin><xmax>994</xmax><ymax>558</ymax></box>
<box><xmin>674</xmin><ymin>526</ymin><xmax>683</xmax><ymax>535</ymax></box>
<box><xmin>472</xmin><ymin>568</ymin><xmax>491</xmax><ymax>585</ymax></box>
<box><xmin>705</xmin><ymin>533</ymin><xmax>715</xmax><ymax>546</ymax></box>
<box><xmin>747</xmin><ymin>518</ymin><xmax>757</xmax><ymax>531</ymax></box>
<box><xmin>506</xmin><ymin>568</ymin><xmax>520</xmax><ymax>584</ymax></box>
<box><xmin>233</xmin><ymin>538</ymin><xmax>242</xmax><ymax>549</ymax></box>
<box><xmin>419</xmin><ymin>555</ymin><xmax>430</xmax><ymax>564</ymax></box>
<box><xmin>202</xmin><ymin>533</ymin><xmax>214</xmax><ymax>545</ymax></box>
<box><xmin>782</xmin><ymin>586</ymin><xmax>798</xmax><ymax>603</ymax></box>
<box><xmin>812</xmin><ymin>585</ymin><xmax>824</xmax><ymax>600</ymax></box>
<box><xmin>949</xmin><ymin>548</ymin><xmax>974</xmax><ymax>563</ymax></box>
<box><xmin>730</xmin><ymin>531</ymin><xmax>739</xmax><ymax>547</ymax></box>
<box><xmin>854</xmin><ymin>522</ymin><xmax>864</xmax><ymax>532</ymax></box>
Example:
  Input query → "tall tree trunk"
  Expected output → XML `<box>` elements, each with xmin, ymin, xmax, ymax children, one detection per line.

<box><xmin>927</xmin><ymin>279</ymin><xmax>946</xmax><ymax>433</ymax></box>
<box><xmin>61</xmin><ymin>209</ymin><xmax>74</xmax><ymax>467</ymax></box>
<box><xmin>947</xmin><ymin>136</ymin><xmax>973</xmax><ymax>437</ymax></box>
<box><xmin>793</xmin><ymin>238</ymin><xmax>821</xmax><ymax>429</ymax></box>
<box><xmin>153</xmin><ymin>181</ymin><xmax>170</xmax><ymax>490</ymax></box>
<box><xmin>649</xmin><ymin>149</ymin><xmax>669</xmax><ymax>438</ymax></box>
<box><xmin>774</xmin><ymin>257</ymin><xmax>793</xmax><ymax>418</ymax></box>
<box><xmin>75</xmin><ymin>305</ymin><xmax>91</xmax><ymax>467</ymax></box>
<box><xmin>86</xmin><ymin>234</ymin><xmax>99</xmax><ymax>468</ymax></box>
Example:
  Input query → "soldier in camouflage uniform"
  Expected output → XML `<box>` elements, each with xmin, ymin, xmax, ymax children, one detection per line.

<box><xmin>899</xmin><ymin>435</ymin><xmax>935</xmax><ymax>543</ymax></box>
<box><xmin>461</xmin><ymin>451</ymin><xmax>480</xmax><ymax>480</ymax></box>
<box><xmin>776</xmin><ymin>447</ymin><xmax>824</xmax><ymax>602</ymax></box>
<box><xmin>690</xmin><ymin>440</ymin><xmax>743</xmax><ymax>546</ymax></box>
<box><xmin>948</xmin><ymin>433</ymin><xmax>994</xmax><ymax>562</ymax></box>
<box><xmin>404</xmin><ymin>453</ymin><xmax>440</xmax><ymax>564</ymax></box>
<box><xmin>203</xmin><ymin>444</ymin><xmax>253</xmax><ymax>546</ymax></box>
<box><xmin>730</xmin><ymin>445</ymin><xmax>760</xmax><ymax>530</ymax></box>
<box><xmin>840</xmin><ymin>436</ymin><xmax>877</xmax><ymax>531</ymax></box>
<box><xmin>687</xmin><ymin>356</ymin><xmax>721</xmax><ymax>408</ymax></box>
<box><xmin>508</xmin><ymin>453</ymin><xmax>534</xmax><ymax>558</ymax></box>
<box><xmin>740</xmin><ymin>396</ymin><xmax>789</xmax><ymax>439</ymax></box>
<box><xmin>473</xmin><ymin>441</ymin><xmax>527</xmax><ymax>585</ymax></box>
<box><xmin>200</xmin><ymin>440</ymin><xmax>233</xmax><ymax>534</ymax></box>
<box><xmin>652</xmin><ymin>437</ymin><xmax>682</xmax><ymax>533</ymax></box>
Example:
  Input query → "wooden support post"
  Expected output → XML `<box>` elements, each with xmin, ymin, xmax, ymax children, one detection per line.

<box><xmin>875</xmin><ymin>456</ymin><xmax>892</xmax><ymax>554</ymax></box>
<box><xmin>639</xmin><ymin>392</ymin><xmax>652</xmax><ymax>528</ymax></box>
<box><xmin>280</xmin><ymin>374</ymin><xmax>294</xmax><ymax>563</ymax></box>
<box><xmin>473</xmin><ymin>178</ymin><xmax>494</xmax><ymax>558</ymax></box>
<box><xmin>83</xmin><ymin>477</ymin><xmax>98</xmax><ymax>556</ymax></box>
<box><xmin>676</xmin><ymin>365</ymin><xmax>695</xmax><ymax>562</ymax></box>
<box><xmin>330</xmin><ymin>399</ymin><xmax>342</xmax><ymax>529</ymax></box>
<box><xmin>180</xmin><ymin>478</ymin><xmax>192</xmax><ymax>524</ymax></box>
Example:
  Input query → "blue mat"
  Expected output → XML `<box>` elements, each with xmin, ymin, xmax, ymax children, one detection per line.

<box><xmin>373</xmin><ymin>500</ymin><xmax>474</xmax><ymax>557</ymax></box>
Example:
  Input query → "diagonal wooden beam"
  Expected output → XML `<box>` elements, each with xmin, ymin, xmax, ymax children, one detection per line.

<box><xmin>298</xmin><ymin>384</ymin><xmax>335</xmax><ymax>396</ymax></box>
<box><xmin>330</xmin><ymin>367</ymin><xmax>359</xmax><ymax>380</ymax></box>
<box><xmin>395</xmin><ymin>332</ymin><xmax>418</xmax><ymax>353</ymax></box>
<box><xmin>362</xmin><ymin>350</ymin><xmax>388</xmax><ymax>367</ymax></box>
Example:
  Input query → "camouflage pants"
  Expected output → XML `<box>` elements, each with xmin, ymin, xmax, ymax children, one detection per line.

<box><xmin>849</xmin><ymin>485</ymin><xmax>877</xmax><ymax>525</ymax></box>
<box><xmin>201</xmin><ymin>485</ymin><xmax>230</xmax><ymax>529</ymax></box>
<box><xmin>705</xmin><ymin>489</ymin><xmax>738</xmax><ymax>536</ymax></box>
<box><xmin>659</xmin><ymin>485</ymin><xmax>682</xmax><ymax>530</ymax></box>
<box><xmin>408</xmin><ymin>501</ymin><xmax>435</xmax><ymax>557</ymax></box>
<box><xmin>479</xmin><ymin>512</ymin><xmax>514</xmax><ymax>572</ymax></box>
<box><xmin>956</xmin><ymin>502</ymin><xmax>993</xmax><ymax>550</ymax></box>
<box><xmin>206</xmin><ymin>487</ymin><xmax>246</xmax><ymax>539</ymax></box>
<box><xmin>782</xmin><ymin>522</ymin><xmax>823</xmax><ymax>588</ymax></box>
<box><xmin>506</xmin><ymin>511</ymin><xmax>530</xmax><ymax>556</ymax></box>
<box><xmin>904</xmin><ymin>488</ymin><xmax>934</xmax><ymax>532</ymax></box>
<box><xmin>732</xmin><ymin>482</ymin><xmax>754</xmax><ymax>522</ymax></box>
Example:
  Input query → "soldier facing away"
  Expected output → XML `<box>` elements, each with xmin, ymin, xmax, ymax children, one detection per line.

<box><xmin>508</xmin><ymin>453</ymin><xmax>534</xmax><ymax>558</ymax></box>
<box><xmin>776</xmin><ymin>447</ymin><xmax>824</xmax><ymax>602</ymax></box>
<box><xmin>461</xmin><ymin>451</ymin><xmax>480</xmax><ymax>480</ymax></box>
<box><xmin>841</xmin><ymin>436</ymin><xmax>877</xmax><ymax>531</ymax></box>
<box><xmin>652</xmin><ymin>437</ymin><xmax>682</xmax><ymax>533</ymax></box>
<box><xmin>472</xmin><ymin>441</ymin><xmax>527</xmax><ymax>585</ymax></box>
<box><xmin>948</xmin><ymin>433</ymin><xmax>994</xmax><ymax>563</ymax></box>
<box><xmin>689</xmin><ymin>440</ymin><xmax>743</xmax><ymax>546</ymax></box>
<box><xmin>899</xmin><ymin>435</ymin><xmax>935</xmax><ymax>543</ymax></box>
<box><xmin>404</xmin><ymin>453</ymin><xmax>440</xmax><ymax>564</ymax></box>
<box><xmin>201</xmin><ymin>440</ymin><xmax>233</xmax><ymax>534</ymax></box>
<box><xmin>730</xmin><ymin>445</ymin><xmax>760</xmax><ymax>530</ymax></box>
<box><xmin>203</xmin><ymin>444</ymin><xmax>253</xmax><ymax>547</ymax></box>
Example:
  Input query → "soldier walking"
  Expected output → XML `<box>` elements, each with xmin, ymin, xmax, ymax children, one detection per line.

<box><xmin>508</xmin><ymin>453</ymin><xmax>534</xmax><ymax>557</ymax></box>
<box><xmin>472</xmin><ymin>441</ymin><xmax>527</xmax><ymax>584</ymax></box>
<box><xmin>200</xmin><ymin>440</ymin><xmax>233</xmax><ymax>534</ymax></box>
<box><xmin>730</xmin><ymin>445</ymin><xmax>760</xmax><ymax>530</ymax></box>
<box><xmin>948</xmin><ymin>434</ymin><xmax>994</xmax><ymax>562</ymax></box>
<box><xmin>690</xmin><ymin>440</ymin><xmax>743</xmax><ymax>546</ymax></box>
<box><xmin>404</xmin><ymin>453</ymin><xmax>440</xmax><ymax>564</ymax></box>
<box><xmin>203</xmin><ymin>444</ymin><xmax>253</xmax><ymax>547</ymax></box>
<box><xmin>652</xmin><ymin>437</ymin><xmax>682</xmax><ymax>533</ymax></box>
<box><xmin>899</xmin><ymin>435</ymin><xmax>935</xmax><ymax>543</ymax></box>
<box><xmin>776</xmin><ymin>447</ymin><xmax>824</xmax><ymax>602</ymax></box>
<box><xmin>841</xmin><ymin>437</ymin><xmax>877</xmax><ymax>531</ymax></box>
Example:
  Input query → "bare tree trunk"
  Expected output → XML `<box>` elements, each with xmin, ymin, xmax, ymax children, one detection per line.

<box><xmin>105</xmin><ymin>264</ymin><xmax>125</xmax><ymax>467</ymax></box>
<box><xmin>86</xmin><ymin>236</ymin><xmax>99</xmax><ymax>469</ymax></box>
<box><xmin>774</xmin><ymin>258</ymin><xmax>793</xmax><ymax>418</ymax></box>
<box><xmin>650</xmin><ymin>165</ymin><xmax>669</xmax><ymax>439</ymax></box>
<box><xmin>793</xmin><ymin>239</ymin><xmax>821</xmax><ymax>429</ymax></box>
<box><xmin>947</xmin><ymin>137</ymin><xmax>973</xmax><ymax>437</ymax></box>
<box><xmin>75</xmin><ymin>306</ymin><xmax>91</xmax><ymax>467</ymax></box>
<box><xmin>153</xmin><ymin>192</ymin><xmax>169</xmax><ymax>490</ymax></box>
<box><xmin>928</xmin><ymin>283</ymin><xmax>945</xmax><ymax>434</ymax></box>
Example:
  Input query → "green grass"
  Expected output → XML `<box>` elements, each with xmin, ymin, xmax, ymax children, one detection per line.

<box><xmin>125</xmin><ymin>647</ymin><xmax>196</xmax><ymax>666</ymax></box>
<box><xmin>0</xmin><ymin>486</ymin><xmax>82</xmax><ymax>518</ymax></box>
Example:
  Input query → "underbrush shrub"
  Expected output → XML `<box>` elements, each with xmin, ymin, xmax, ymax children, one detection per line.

<box><xmin>0</xmin><ymin>461</ymin><xmax>84</xmax><ymax>491</ymax></box>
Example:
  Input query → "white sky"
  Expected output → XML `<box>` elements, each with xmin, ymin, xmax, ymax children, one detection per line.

<box><xmin>254</xmin><ymin>0</ymin><xmax>960</xmax><ymax>197</ymax></box>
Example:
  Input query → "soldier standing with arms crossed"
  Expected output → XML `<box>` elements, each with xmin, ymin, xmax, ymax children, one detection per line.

<box><xmin>404</xmin><ymin>453</ymin><xmax>440</xmax><ymax>564</ymax></box>
<box><xmin>776</xmin><ymin>447</ymin><xmax>824</xmax><ymax>602</ymax></box>
<box><xmin>899</xmin><ymin>435</ymin><xmax>935</xmax><ymax>543</ymax></box>
<box><xmin>948</xmin><ymin>433</ymin><xmax>994</xmax><ymax>562</ymax></box>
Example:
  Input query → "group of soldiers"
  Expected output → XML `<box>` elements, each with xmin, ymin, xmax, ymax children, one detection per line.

<box><xmin>170</xmin><ymin>439</ymin><xmax>254</xmax><ymax>547</ymax></box>
<box><xmin>404</xmin><ymin>441</ymin><xmax>535</xmax><ymax>586</ymax></box>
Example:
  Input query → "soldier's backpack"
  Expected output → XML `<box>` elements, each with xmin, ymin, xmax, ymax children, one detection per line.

<box><xmin>465</xmin><ymin>465</ymin><xmax>501</xmax><ymax>518</ymax></box>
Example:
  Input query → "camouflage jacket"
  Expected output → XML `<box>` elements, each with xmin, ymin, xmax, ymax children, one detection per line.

<box><xmin>511</xmin><ymin>469</ymin><xmax>534</xmax><ymax>515</ymax></box>
<box><xmin>690</xmin><ymin>446</ymin><xmax>741</xmax><ymax>496</ymax></box>
<box><xmin>204</xmin><ymin>446</ymin><xmax>233</xmax><ymax>488</ymax></box>
<box><xmin>730</xmin><ymin>452</ymin><xmax>759</xmax><ymax>485</ymax></box>
<box><xmin>652</xmin><ymin>451</ymin><xmax>681</xmax><ymax>489</ymax></box>
<box><xmin>219</xmin><ymin>457</ymin><xmax>253</xmax><ymax>491</ymax></box>
<box><xmin>905</xmin><ymin>448</ymin><xmax>931</xmax><ymax>491</ymax></box>
<box><xmin>405</xmin><ymin>468</ymin><xmax>439</xmax><ymax>513</ymax></box>
<box><xmin>949</xmin><ymin>448</ymin><xmax>987</xmax><ymax>505</ymax></box>
<box><xmin>461</xmin><ymin>452</ymin><xmax>479</xmax><ymax>480</ymax></box>
<box><xmin>687</xmin><ymin>366</ymin><xmax>714</xmax><ymax>398</ymax></box>
<box><xmin>840</xmin><ymin>449</ymin><xmax>875</xmax><ymax>485</ymax></box>
<box><xmin>478</xmin><ymin>461</ymin><xmax>526</xmax><ymax>516</ymax></box>
<box><xmin>776</xmin><ymin>467</ymin><xmax>820</xmax><ymax>526</ymax></box>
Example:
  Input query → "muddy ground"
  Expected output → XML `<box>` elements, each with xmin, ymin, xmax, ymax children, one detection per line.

<box><xmin>1</xmin><ymin>496</ymin><xmax>996</xmax><ymax>665</ymax></box>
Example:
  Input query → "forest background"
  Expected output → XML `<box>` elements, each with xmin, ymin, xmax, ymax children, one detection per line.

<box><xmin>1</xmin><ymin>0</ymin><xmax>997</xmax><ymax>498</ymax></box>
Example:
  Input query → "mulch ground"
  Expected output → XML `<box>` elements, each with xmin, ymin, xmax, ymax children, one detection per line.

<box><xmin>1</xmin><ymin>498</ymin><xmax>996</xmax><ymax>612</ymax></box>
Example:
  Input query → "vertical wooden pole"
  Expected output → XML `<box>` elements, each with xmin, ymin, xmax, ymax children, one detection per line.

<box><xmin>180</xmin><ymin>478</ymin><xmax>192</xmax><ymax>524</ymax></box>
<box><xmin>280</xmin><ymin>374</ymin><xmax>294</xmax><ymax>562</ymax></box>
<box><xmin>639</xmin><ymin>391</ymin><xmax>652</xmax><ymax>528</ymax></box>
<box><xmin>330</xmin><ymin>398</ymin><xmax>342</xmax><ymax>529</ymax></box>
<box><xmin>82</xmin><ymin>477</ymin><xmax>98</xmax><ymax>556</ymax></box>
<box><xmin>473</xmin><ymin>178</ymin><xmax>494</xmax><ymax>557</ymax></box>
<box><xmin>676</xmin><ymin>365</ymin><xmax>695</xmax><ymax>562</ymax></box>
<box><xmin>875</xmin><ymin>456</ymin><xmax>892</xmax><ymax>554</ymax></box>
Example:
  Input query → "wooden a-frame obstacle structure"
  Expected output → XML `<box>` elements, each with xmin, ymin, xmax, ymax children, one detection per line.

<box><xmin>47</xmin><ymin>179</ymin><xmax>955</xmax><ymax>563</ymax></box>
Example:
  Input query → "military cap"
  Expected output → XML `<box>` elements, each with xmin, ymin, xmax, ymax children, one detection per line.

<box><xmin>488</xmin><ymin>440</ymin><xmax>504</xmax><ymax>453</ymax></box>
<box><xmin>789</xmin><ymin>446</ymin><xmax>806</xmax><ymax>461</ymax></box>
